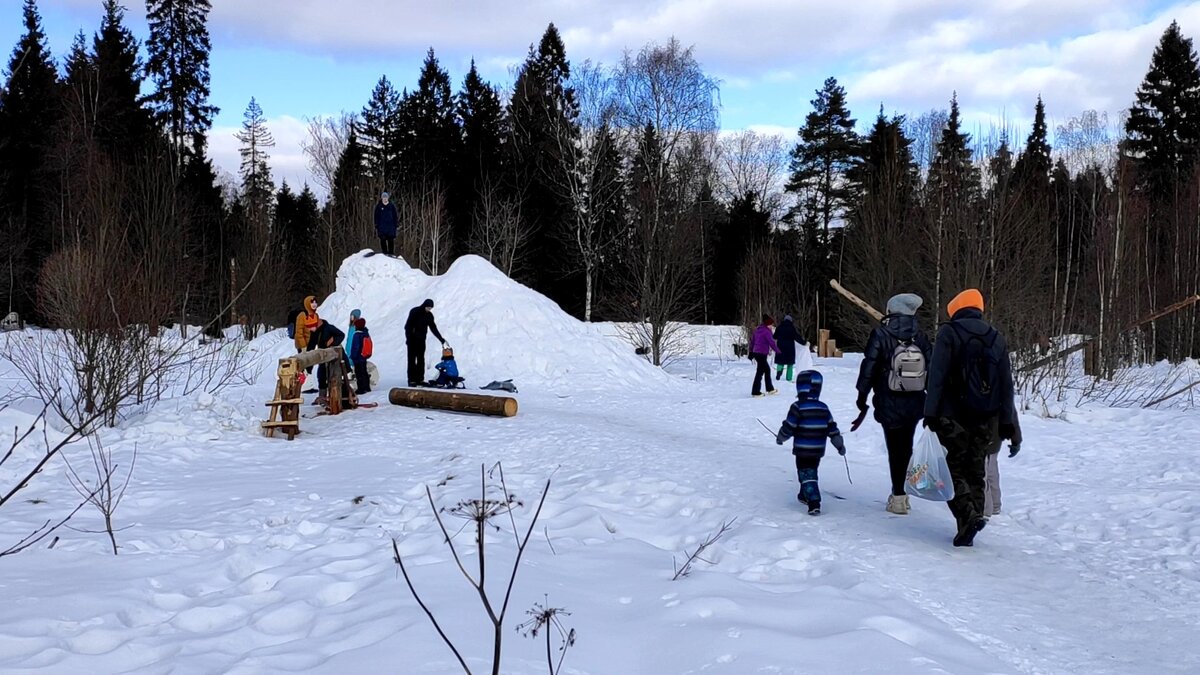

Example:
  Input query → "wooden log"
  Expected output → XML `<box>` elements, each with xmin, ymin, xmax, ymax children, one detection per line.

<box><xmin>284</xmin><ymin>347</ymin><xmax>345</xmax><ymax>371</ymax></box>
<box><xmin>829</xmin><ymin>279</ymin><xmax>885</xmax><ymax>321</ymax></box>
<box><xmin>389</xmin><ymin>387</ymin><xmax>518</xmax><ymax>417</ymax></box>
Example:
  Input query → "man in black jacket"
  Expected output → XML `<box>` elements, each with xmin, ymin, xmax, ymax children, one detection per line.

<box><xmin>307</xmin><ymin>319</ymin><xmax>347</xmax><ymax>404</ymax></box>
<box><xmin>854</xmin><ymin>293</ymin><xmax>932</xmax><ymax>516</ymax></box>
<box><xmin>404</xmin><ymin>298</ymin><xmax>446</xmax><ymax>386</ymax></box>
<box><xmin>924</xmin><ymin>288</ymin><xmax>1016</xmax><ymax>547</ymax></box>
<box><xmin>374</xmin><ymin>192</ymin><xmax>399</xmax><ymax>255</ymax></box>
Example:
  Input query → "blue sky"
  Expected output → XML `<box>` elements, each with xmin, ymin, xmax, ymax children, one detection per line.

<box><xmin>4</xmin><ymin>0</ymin><xmax>1197</xmax><ymax>193</ymax></box>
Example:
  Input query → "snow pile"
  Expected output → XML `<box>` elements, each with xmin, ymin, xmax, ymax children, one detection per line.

<box><xmin>260</xmin><ymin>252</ymin><xmax>673</xmax><ymax>393</ymax></box>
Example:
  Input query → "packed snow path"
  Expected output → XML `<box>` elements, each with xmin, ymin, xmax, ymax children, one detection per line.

<box><xmin>2</xmin><ymin>255</ymin><xmax>1197</xmax><ymax>673</ymax></box>
<box><xmin>2</xmin><ymin>356</ymin><xmax>1197</xmax><ymax>673</ymax></box>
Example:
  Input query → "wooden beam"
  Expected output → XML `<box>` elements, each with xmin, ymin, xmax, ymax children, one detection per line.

<box><xmin>829</xmin><ymin>279</ymin><xmax>885</xmax><ymax>322</ymax></box>
<box><xmin>388</xmin><ymin>387</ymin><xmax>518</xmax><ymax>417</ymax></box>
<box><xmin>284</xmin><ymin>347</ymin><xmax>346</xmax><ymax>372</ymax></box>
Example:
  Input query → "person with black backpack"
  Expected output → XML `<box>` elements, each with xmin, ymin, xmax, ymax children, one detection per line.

<box><xmin>852</xmin><ymin>293</ymin><xmax>932</xmax><ymax>516</ymax></box>
<box><xmin>924</xmin><ymin>289</ymin><xmax>1016</xmax><ymax>547</ymax></box>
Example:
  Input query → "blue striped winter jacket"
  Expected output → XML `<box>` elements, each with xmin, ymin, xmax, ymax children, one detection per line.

<box><xmin>777</xmin><ymin>372</ymin><xmax>842</xmax><ymax>460</ymax></box>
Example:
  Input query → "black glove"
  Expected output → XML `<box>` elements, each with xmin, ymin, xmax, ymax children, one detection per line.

<box><xmin>1009</xmin><ymin>443</ymin><xmax>1021</xmax><ymax>458</ymax></box>
<box><xmin>775</xmin><ymin>430</ymin><xmax>787</xmax><ymax>446</ymax></box>
<box><xmin>999</xmin><ymin>423</ymin><xmax>1015</xmax><ymax>441</ymax></box>
<box><xmin>831</xmin><ymin>433</ymin><xmax>846</xmax><ymax>456</ymax></box>
<box><xmin>850</xmin><ymin>408</ymin><xmax>868</xmax><ymax>432</ymax></box>
<box><xmin>924</xmin><ymin>417</ymin><xmax>945</xmax><ymax>434</ymax></box>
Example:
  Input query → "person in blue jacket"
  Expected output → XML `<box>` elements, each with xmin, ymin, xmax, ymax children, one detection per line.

<box><xmin>344</xmin><ymin>309</ymin><xmax>361</xmax><ymax>355</ymax></box>
<box><xmin>776</xmin><ymin>370</ymin><xmax>846</xmax><ymax>516</ymax></box>
<box><xmin>374</xmin><ymin>192</ymin><xmax>399</xmax><ymax>255</ymax></box>
<box><xmin>349</xmin><ymin>317</ymin><xmax>371</xmax><ymax>395</ymax></box>
<box><xmin>432</xmin><ymin>346</ymin><xmax>459</xmax><ymax>387</ymax></box>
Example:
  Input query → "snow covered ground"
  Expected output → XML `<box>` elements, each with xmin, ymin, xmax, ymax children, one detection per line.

<box><xmin>1</xmin><ymin>253</ymin><xmax>1198</xmax><ymax>674</ymax></box>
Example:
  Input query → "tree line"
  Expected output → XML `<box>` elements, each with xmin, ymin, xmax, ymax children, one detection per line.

<box><xmin>2</xmin><ymin>1</ymin><xmax>1198</xmax><ymax>370</ymax></box>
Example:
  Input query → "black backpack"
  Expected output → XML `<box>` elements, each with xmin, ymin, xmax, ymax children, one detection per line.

<box><xmin>951</xmin><ymin>324</ymin><xmax>1003</xmax><ymax>415</ymax></box>
<box><xmin>286</xmin><ymin>308</ymin><xmax>303</xmax><ymax>339</ymax></box>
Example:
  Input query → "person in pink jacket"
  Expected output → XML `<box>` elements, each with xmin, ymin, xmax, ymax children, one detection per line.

<box><xmin>749</xmin><ymin>314</ymin><xmax>780</xmax><ymax>397</ymax></box>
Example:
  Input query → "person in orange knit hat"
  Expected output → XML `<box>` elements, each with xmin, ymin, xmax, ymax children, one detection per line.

<box><xmin>923</xmin><ymin>288</ymin><xmax>1016</xmax><ymax>547</ymax></box>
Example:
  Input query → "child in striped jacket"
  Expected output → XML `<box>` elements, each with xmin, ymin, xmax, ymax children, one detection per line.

<box><xmin>776</xmin><ymin>370</ymin><xmax>846</xmax><ymax>515</ymax></box>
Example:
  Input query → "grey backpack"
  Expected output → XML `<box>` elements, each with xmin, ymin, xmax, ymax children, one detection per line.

<box><xmin>888</xmin><ymin>341</ymin><xmax>927</xmax><ymax>392</ymax></box>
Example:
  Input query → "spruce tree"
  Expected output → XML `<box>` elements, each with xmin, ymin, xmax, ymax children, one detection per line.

<box><xmin>396</xmin><ymin>48</ymin><xmax>459</xmax><ymax>187</ymax></box>
<box><xmin>1014</xmin><ymin>96</ymin><xmax>1051</xmax><ymax>189</ymax></box>
<box><xmin>457</xmin><ymin>60</ymin><xmax>505</xmax><ymax>186</ymax></box>
<box><xmin>93</xmin><ymin>0</ymin><xmax>148</xmax><ymax>154</ymax></box>
<box><xmin>0</xmin><ymin>0</ymin><xmax>60</xmax><ymax>319</ymax></box>
<box><xmin>359</xmin><ymin>75</ymin><xmax>401</xmax><ymax>191</ymax></box>
<box><xmin>235</xmin><ymin>97</ymin><xmax>275</xmax><ymax>222</ymax></box>
<box><xmin>145</xmin><ymin>0</ymin><xmax>217</xmax><ymax>164</ymax></box>
<box><xmin>786</xmin><ymin>76</ymin><xmax>859</xmax><ymax>234</ymax></box>
<box><xmin>1125</xmin><ymin>20</ymin><xmax>1200</xmax><ymax>187</ymax></box>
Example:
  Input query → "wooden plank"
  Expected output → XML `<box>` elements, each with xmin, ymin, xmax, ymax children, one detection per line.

<box><xmin>261</xmin><ymin>420</ymin><xmax>300</xmax><ymax>428</ymax></box>
<box><xmin>265</xmin><ymin>399</ymin><xmax>305</xmax><ymax>406</ymax></box>
<box><xmin>829</xmin><ymin>279</ymin><xmax>885</xmax><ymax>321</ymax></box>
<box><xmin>388</xmin><ymin>387</ymin><xmax>518</xmax><ymax>417</ymax></box>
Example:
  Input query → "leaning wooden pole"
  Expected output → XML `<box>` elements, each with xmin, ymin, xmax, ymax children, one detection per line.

<box><xmin>829</xmin><ymin>279</ymin><xmax>885</xmax><ymax>321</ymax></box>
<box><xmin>388</xmin><ymin>387</ymin><xmax>518</xmax><ymax>417</ymax></box>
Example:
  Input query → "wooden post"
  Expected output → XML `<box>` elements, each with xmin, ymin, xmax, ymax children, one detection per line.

<box><xmin>829</xmin><ymin>279</ymin><xmax>884</xmax><ymax>321</ymax></box>
<box><xmin>262</xmin><ymin>347</ymin><xmax>358</xmax><ymax>440</ymax></box>
<box><xmin>389</xmin><ymin>387</ymin><xmax>518</xmax><ymax>417</ymax></box>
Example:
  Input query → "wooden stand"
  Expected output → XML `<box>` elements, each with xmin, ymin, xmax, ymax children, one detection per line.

<box><xmin>816</xmin><ymin>329</ymin><xmax>843</xmax><ymax>358</ymax></box>
<box><xmin>388</xmin><ymin>387</ymin><xmax>518</xmax><ymax>417</ymax></box>
<box><xmin>263</xmin><ymin>347</ymin><xmax>358</xmax><ymax>440</ymax></box>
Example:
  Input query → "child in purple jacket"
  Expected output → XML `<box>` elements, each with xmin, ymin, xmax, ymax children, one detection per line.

<box><xmin>749</xmin><ymin>314</ymin><xmax>780</xmax><ymax>397</ymax></box>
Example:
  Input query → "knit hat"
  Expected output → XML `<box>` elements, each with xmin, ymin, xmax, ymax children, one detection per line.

<box><xmin>354</xmin><ymin>317</ymin><xmax>366</xmax><ymax>329</ymax></box>
<box><xmin>783</xmin><ymin>314</ymin><xmax>793</xmax><ymax>323</ymax></box>
<box><xmin>350</xmin><ymin>309</ymin><xmax>361</xmax><ymax>320</ymax></box>
<box><xmin>381</xmin><ymin>191</ymin><xmax>389</xmax><ymax>199</ymax></box>
<box><xmin>422</xmin><ymin>298</ymin><xmax>434</xmax><ymax>309</ymax></box>
<box><xmin>886</xmin><ymin>293</ymin><xmax>923</xmax><ymax>316</ymax></box>
<box><xmin>762</xmin><ymin>313</ymin><xmax>775</xmax><ymax>327</ymax></box>
<box><xmin>947</xmin><ymin>289</ymin><xmax>985</xmax><ymax>317</ymax></box>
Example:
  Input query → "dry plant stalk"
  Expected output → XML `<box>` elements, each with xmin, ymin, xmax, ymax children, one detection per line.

<box><xmin>391</xmin><ymin>463</ymin><xmax>551</xmax><ymax>675</ymax></box>
<box><xmin>672</xmin><ymin>517</ymin><xmax>737</xmax><ymax>581</ymax></box>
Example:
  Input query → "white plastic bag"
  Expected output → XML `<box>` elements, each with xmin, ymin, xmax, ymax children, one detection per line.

<box><xmin>906</xmin><ymin>430</ymin><xmax>955</xmax><ymax>501</ymax></box>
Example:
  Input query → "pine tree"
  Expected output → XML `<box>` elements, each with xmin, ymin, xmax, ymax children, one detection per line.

<box><xmin>1125</xmin><ymin>20</ymin><xmax>1200</xmax><ymax>185</ymax></box>
<box><xmin>0</xmin><ymin>0</ymin><xmax>60</xmax><ymax>319</ymax></box>
<box><xmin>145</xmin><ymin>0</ymin><xmax>217</xmax><ymax>164</ymax></box>
<box><xmin>925</xmin><ymin>93</ymin><xmax>983</xmax><ymax>313</ymax></box>
<box><xmin>457</xmin><ymin>60</ymin><xmax>506</xmax><ymax>186</ymax></box>
<box><xmin>786</xmin><ymin>76</ymin><xmax>859</xmax><ymax>234</ymax></box>
<box><xmin>359</xmin><ymin>75</ymin><xmax>401</xmax><ymax>190</ymax></box>
<box><xmin>93</xmin><ymin>0</ymin><xmax>148</xmax><ymax>154</ymax></box>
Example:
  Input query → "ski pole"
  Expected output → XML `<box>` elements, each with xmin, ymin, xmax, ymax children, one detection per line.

<box><xmin>843</xmin><ymin>454</ymin><xmax>853</xmax><ymax>485</ymax></box>
<box><xmin>756</xmin><ymin>418</ymin><xmax>775</xmax><ymax>436</ymax></box>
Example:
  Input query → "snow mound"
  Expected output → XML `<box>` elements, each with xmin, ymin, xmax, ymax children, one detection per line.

<box><xmin>262</xmin><ymin>252</ymin><xmax>672</xmax><ymax>393</ymax></box>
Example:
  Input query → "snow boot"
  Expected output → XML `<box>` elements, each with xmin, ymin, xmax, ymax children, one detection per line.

<box><xmin>752</xmin><ymin>392</ymin><xmax>764</xmax><ymax>398</ymax></box>
<box><xmin>766</xmin><ymin>389</ymin><xmax>779</xmax><ymax>396</ymax></box>
<box><xmin>886</xmin><ymin>494</ymin><xmax>909</xmax><ymax>515</ymax></box>
<box><xmin>797</xmin><ymin>492</ymin><xmax>807</xmax><ymax>506</ymax></box>
<box><xmin>808</xmin><ymin>503</ymin><xmax>821</xmax><ymax>516</ymax></box>
<box><xmin>953</xmin><ymin>517</ymin><xmax>987</xmax><ymax>547</ymax></box>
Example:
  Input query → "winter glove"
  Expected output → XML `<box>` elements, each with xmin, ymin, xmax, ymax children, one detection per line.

<box><xmin>850</xmin><ymin>408</ymin><xmax>868</xmax><ymax>432</ymax></box>
<box><xmin>1009</xmin><ymin>443</ymin><xmax>1021</xmax><ymax>458</ymax></box>
<box><xmin>831</xmin><ymin>433</ymin><xmax>846</xmax><ymax>456</ymax></box>
<box><xmin>924</xmin><ymin>416</ymin><xmax>947</xmax><ymax>434</ymax></box>
<box><xmin>775</xmin><ymin>430</ymin><xmax>787</xmax><ymax>446</ymax></box>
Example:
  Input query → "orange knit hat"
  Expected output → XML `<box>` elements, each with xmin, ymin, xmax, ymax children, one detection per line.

<box><xmin>947</xmin><ymin>288</ymin><xmax>985</xmax><ymax>317</ymax></box>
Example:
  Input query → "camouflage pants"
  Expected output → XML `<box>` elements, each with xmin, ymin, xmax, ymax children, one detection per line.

<box><xmin>936</xmin><ymin>416</ymin><xmax>998</xmax><ymax>530</ymax></box>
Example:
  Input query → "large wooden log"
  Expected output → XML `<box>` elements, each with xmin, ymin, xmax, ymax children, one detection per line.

<box><xmin>829</xmin><ymin>279</ymin><xmax>885</xmax><ymax>322</ymax></box>
<box><xmin>284</xmin><ymin>347</ymin><xmax>345</xmax><ymax>371</ymax></box>
<box><xmin>389</xmin><ymin>387</ymin><xmax>518</xmax><ymax>417</ymax></box>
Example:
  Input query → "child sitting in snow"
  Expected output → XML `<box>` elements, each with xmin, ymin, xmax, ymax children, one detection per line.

<box><xmin>430</xmin><ymin>345</ymin><xmax>463</xmax><ymax>388</ymax></box>
<box><xmin>775</xmin><ymin>370</ymin><xmax>846</xmax><ymax>516</ymax></box>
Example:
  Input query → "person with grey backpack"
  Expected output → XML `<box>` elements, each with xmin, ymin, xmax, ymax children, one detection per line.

<box><xmin>852</xmin><ymin>293</ymin><xmax>932</xmax><ymax>515</ymax></box>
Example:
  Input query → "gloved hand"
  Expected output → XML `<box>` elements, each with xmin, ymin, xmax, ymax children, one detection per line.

<box><xmin>999</xmin><ymin>423</ymin><xmax>1015</xmax><ymax>441</ymax></box>
<box><xmin>924</xmin><ymin>417</ymin><xmax>946</xmax><ymax>434</ymax></box>
<box><xmin>1009</xmin><ymin>443</ymin><xmax>1021</xmax><ymax>458</ymax></box>
<box><xmin>831</xmin><ymin>433</ymin><xmax>846</xmax><ymax>456</ymax></box>
<box><xmin>850</xmin><ymin>408</ymin><xmax>868</xmax><ymax>432</ymax></box>
<box><xmin>775</xmin><ymin>430</ymin><xmax>787</xmax><ymax>446</ymax></box>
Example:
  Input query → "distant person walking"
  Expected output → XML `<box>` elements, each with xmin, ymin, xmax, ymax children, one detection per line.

<box><xmin>773</xmin><ymin>314</ymin><xmax>806</xmax><ymax>382</ymax></box>
<box><xmin>374</xmin><ymin>191</ymin><xmax>399</xmax><ymax>256</ymax></box>
<box><xmin>853</xmin><ymin>293</ymin><xmax>932</xmax><ymax>515</ymax></box>
<box><xmin>404</xmin><ymin>298</ymin><xmax>447</xmax><ymax>386</ymax></box>
<box><xmin>749</xmin><ymin>314</ymin><xmax>780</xmax><ymax>398</ymax></box>
<box><xmin>924</xmin><ymin>289</ymin><xmax>1016</xmax><ymax>547</ymax></box>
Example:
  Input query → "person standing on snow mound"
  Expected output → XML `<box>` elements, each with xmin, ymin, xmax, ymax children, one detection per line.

<box><xmin>852</xmin><ymin>293</ymin><xmax>933</xmax><ymax>516</ymax></box>
<box><xmin>924</xmin><ymin>288</ymin><xmax>1016</xmax><ymax>547</ymax></box>
<box><xmin>374</xmin><ymin>191</ymin><xmax>399</xmax><ymax>256</ymax></box>
<box><xmin>776</xmin><ymin>370</ymin><xmax>846</xmax><ymax>516</ymax></box>
<box><xmin>749</xmin><ymin>314</ymin><xmax>780</xmax><ymax>397</ymax></box>
<box><xmin>772</xmin><ymin>314</ymin><xmax>807</xmax><ymax>383</ymax></box>
<box><xmin>404</xmin><ymin>298</ymin><xmax>446</xmax><ymax>386</ymax></box>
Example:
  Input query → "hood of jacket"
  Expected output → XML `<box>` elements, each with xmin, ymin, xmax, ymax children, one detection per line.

<box><xmin>882</xmin><ymin>313</ymin><xmax>920</xmax><ymax>341</ymax></box>
<box><xmin>304</xmin><ymin>296</ymin><xmax>317</xmax><ymax>313</ymax></box>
